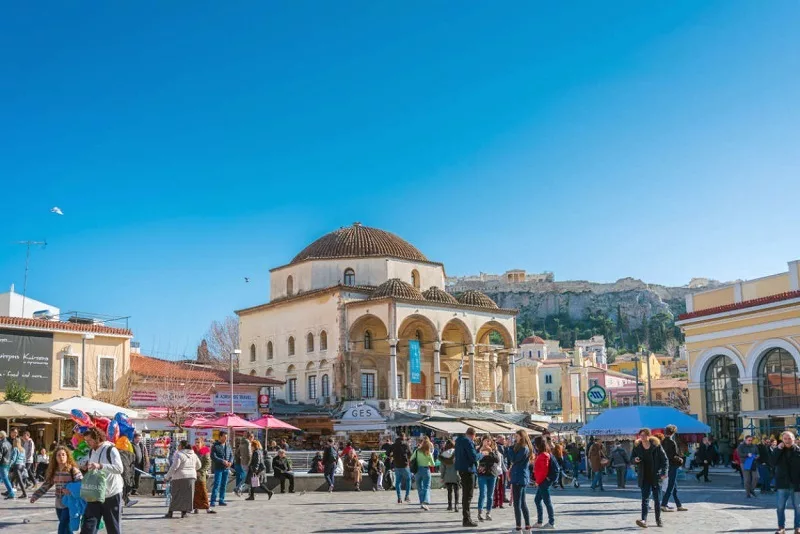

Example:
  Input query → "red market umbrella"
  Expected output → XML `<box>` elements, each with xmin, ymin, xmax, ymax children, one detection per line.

<box><xmin>252</xmin><ymin>414</ymin><xmax>300</xmax><ymax>431</ymax></box>
<box><xmin>195</xmin><ymin>414</ymin><xmax>261</xmax><ymax>430</ymax></box>
<box><xmin>183</xmin><ymin>417</ymin><xmax>209</xmax><ymax>428</ymax></box>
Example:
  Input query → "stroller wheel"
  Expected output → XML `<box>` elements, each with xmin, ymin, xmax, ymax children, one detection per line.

<box><xmin>574</xmin><ymin>480</ymin><xmax>580</xmax><ymax>488</ymax></box>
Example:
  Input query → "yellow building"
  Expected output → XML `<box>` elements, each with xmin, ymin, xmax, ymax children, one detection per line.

<box><xmin>676</xmin><ymin>259</ymin><xmax>800</xmax><ymax>441</ymax></box>
<box><xmin>0</xmin><ymin>316</ymin><xmax>132</xmax><ymax>403</ymax></box>
<box><xmin>609</xmin><ymin>352</ymin><xmax>662</xmax><ymax>380</ymax></box>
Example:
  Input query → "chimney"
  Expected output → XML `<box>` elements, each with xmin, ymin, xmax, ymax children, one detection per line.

<box><xmin>131</xmin><ymin>341</ymin><xmax>140</xmax><ymax>354</ymax></box>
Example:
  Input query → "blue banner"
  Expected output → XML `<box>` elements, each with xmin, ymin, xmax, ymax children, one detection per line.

<box><xmin>409</xmin><ymin>340</ymin><xmax>421</xmax><ymax>384</ymax></box>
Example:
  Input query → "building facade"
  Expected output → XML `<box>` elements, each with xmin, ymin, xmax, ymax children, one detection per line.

<box><xmin>237</xmin><ymin>224</ymin><xmax>523</xmax><ymax>412</ymax></box>
<box><xmin>676</xmin><ymin>259</ymin><xmax>800</xmax><ymax>442</ymax></box>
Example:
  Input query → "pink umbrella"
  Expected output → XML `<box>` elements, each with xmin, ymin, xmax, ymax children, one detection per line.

<box><xmin>183</xmin><ymin>417</ymin><xmax>209</xmax><ymax>428</ymax></box>
<box><xmin>195</xmin><ymin>413</ymin><xmax>261</xmax><ymax>429</ymax></box>
<box><xmin>252</xmin><ymin>414</ymin><xmax>300</xmax><ymax>431</ymax></box>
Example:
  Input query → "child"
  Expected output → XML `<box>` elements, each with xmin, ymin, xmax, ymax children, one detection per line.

<box><xmin>367</xmin><ymin>452</ymin><xmax>385</xmax><ymax>491</ymax></box>
<box><xmin>30</xmin><ymin>446</ymin><xmax>82</xmax><ymax>534</ymax></box>
<box><xmin>439</xmin><ymin>439</ymin><xmax>460</xmax><ymax>512</ymax></box>
<box><xmin>35</xmin><ymin>448</ymin><xmax>50</xmax><ymax>482</ymax></box>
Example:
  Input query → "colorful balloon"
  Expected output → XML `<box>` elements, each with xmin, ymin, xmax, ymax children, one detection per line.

<box><xmin>115</xmin><ymin>436</ymin><xmax>133</xmax><ymax>453</ymax></box>
<box><xmin>93</xmin><ymin>417</ymin><xmax>110</xmax><ymax>433</ymax></box>
<box><xmin>106</xmin><ymin>420</ymin><xmax>120</xmax><ymax>442</ymax></box>
<box><xmin>70</xmin><ymin>409</ymin><xmax>93</xmax><ymax>428</ymax></box>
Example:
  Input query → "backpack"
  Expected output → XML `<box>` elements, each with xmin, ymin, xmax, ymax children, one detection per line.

<box><xmin>546</xmin><ymin>453</ymin><xmax>560</xmax><ymax>484</ymax></box>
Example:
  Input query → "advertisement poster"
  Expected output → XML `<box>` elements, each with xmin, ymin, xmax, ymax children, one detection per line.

<box><xmin>0</xmin><ymin>329</ymin><xmax>53</xmax><ymax>393</ymax></box>
<box><xmin>213</xmin><ymin>392</ymin><xmax>258</xmax><ymax>413</ymax></box>
<box><xmin>409</xmin><ymin>340</ymin><xmax>421</xmax><ymax>384</ymax></box>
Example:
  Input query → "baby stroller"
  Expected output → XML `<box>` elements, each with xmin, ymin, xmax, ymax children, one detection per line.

<box><xmin>562</xmin><ymin>459</ymin><xmax>580</xmax><ymax>488</ymax></box>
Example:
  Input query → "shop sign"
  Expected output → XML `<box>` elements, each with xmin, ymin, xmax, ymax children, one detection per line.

<box><xmin>258</xmin><ymin>394</ymin><xmax>270</xmax><ymax>409</ymax></box>
<box><xmin>213</xmin><ymin>392</ymin><xmax>258</xmax><ymax>413</ymax></box>
<box><xmin>409</xmin><ymin>340</ymin><xmax>421</xmax><ymax>384</ymax></box>
<box><xmin>346</xmin><ymin>406</ymin><xmax>378</xmax><ymax>420</ymax></box>
<box><xmin>0</xmin><ymin>329</ymin><xmax>53</xmax><ymax>393</ymax></box>
<box><xmin>130</xmin><ymin>390</ymin><xmax>213</xmax><ymax>409</ymax></box>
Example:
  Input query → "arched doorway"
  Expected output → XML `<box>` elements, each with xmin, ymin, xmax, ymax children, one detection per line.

<box><xmin>411</xmin><ymin>372</ymin><xmax>427</xmax><ymax>400</ymax></box>
<box><xmin>705</xmin><ymin>355</ymin><xmax>741</xmax><ymax>443</ymax></box>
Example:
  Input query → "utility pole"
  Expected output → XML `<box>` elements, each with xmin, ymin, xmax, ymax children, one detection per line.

<box><xmin>633</xmin><ymin>356</ymin><xmax>641</xmax><ymax>406</ymax></box>
<box><xmin>645</xmin><ymin>352</ymin><xmax>653</xmax><ymax>405</ymax></box>
<box><xmin>16</xmin><ymin>240</ymin><xmax>47</xmax><ymax>317</ymax></box>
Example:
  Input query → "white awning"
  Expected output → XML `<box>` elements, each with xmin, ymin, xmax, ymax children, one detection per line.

<box><xmin>493</xmin><ymin>421</ymin><xmax>540</xmax><ymax>435</ymax></box>
<box><xmin>421</xmin><ymin>420</ymin><xmax>473</xmax><ymax>435</ymax></box>
<box><xmin>462</xmin><ymin>419</ymin><xmax>516</xmax><ymax>435</ymax></box>
<box><xmin>333</xmin><ymin>422</ymin><xmax>387</xmax><ymax>433</ymax></box>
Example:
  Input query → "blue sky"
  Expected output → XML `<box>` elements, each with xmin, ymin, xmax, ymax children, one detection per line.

<box><xmin>1</xmin><ymin>1</ymin><xmax>798</xmax><ymax>357</ymax></box>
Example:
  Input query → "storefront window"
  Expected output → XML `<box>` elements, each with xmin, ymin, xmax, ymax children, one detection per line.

<box><xmin>758</xmin><ymin>348</ymin><xmax>800</xmax><ymax>410</ymax></box>
<box><xmin>308</xmin><ymin>375</ymin><xmax>317</xmax><ymax>400</ymax></box>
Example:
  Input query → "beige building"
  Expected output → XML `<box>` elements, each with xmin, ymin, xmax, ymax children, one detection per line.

<box><xmin>237</xmin><ymin>224</ymin><xmax>523</xmax><ymax>412</ymax></box>
<box><xmin>0</xmin><ymin>316</ymin><xmax>132</xmax><ymax>403</ymax></box>
<box><xmin>676</xmin><ymin>259</ymin><xmax>800</xmax><ymax>441</ymax></box>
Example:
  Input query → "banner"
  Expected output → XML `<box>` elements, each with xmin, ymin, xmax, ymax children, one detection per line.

<box><xmin>213</xmin><ymin>392</ymin><xmax>258</xmax><ymax>414</ymax></box>
<box><xmin>409</xmin><ymin>340</ymin><xmax>421</xmax><ymax>384</ymax></box>
<box><xmin>0</xmin><ymin>329</ymin><xmax>53</xmax><ymax>393</ymax></box>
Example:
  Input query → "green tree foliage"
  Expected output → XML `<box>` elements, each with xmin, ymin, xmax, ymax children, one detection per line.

<box><xmin>4</xmin><ymin>379</ymin><xmax>32</xmax><ymax>404</ymax></box>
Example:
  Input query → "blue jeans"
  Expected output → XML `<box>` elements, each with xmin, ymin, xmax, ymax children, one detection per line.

<box><xmin>415</xmin><ymin>468</ymin><xmax>431</xmax><ymax>504</ymax></box>
<box><xmin>0</xmin><ymin>466</ymin><xmax>14</xmax><ymax>497</ymax></box>
<box><xmin>512</xmin><ymin>483</ymin><xmax>530</xmax><ymax>528</ymax></box>
<box><xmin>661</xmin><ymin>465</ymin><xmax>682</xmax><ymax>507</ymax></box>
<box><xmin>534</xmin><ymin>481</ymin><xmax>554</xmax><ymax>526</ymax></box>
<box><xmin>477</xmin><ymin>475</ymin><xmax>497</xmax><ymax>513</ymax></box>
<box><xmin>591</xmin><ymin>470</ymin><xmax>604</xmax><ymax>489</ymax></box>
<box><xmin>234</xmin><ymin>464</ymin><xmax>246</xmax><ymax>491</ymax></box>
<box><xmin>394</xmin><ymin>467</ymin><xmax>411</xmax><ymax>500</ymax></box>
<box><xmin>56</xmin><ymin>507</ymin><xmax>71</xmax><ymax>534</ymax></box>
<box><xmin>210</xmin><ymin>469</ymin><xmax>229</xmax><ymax>505</ymax></box>
<box><xmin>324</xmin><ymin>463</ymin><xmax>335</xmax><ymax>488</ymax></box>
<box><xmin>777</xmin><ymin>489</ymin><xmax>800</xmax><ymax>529</ymax></box>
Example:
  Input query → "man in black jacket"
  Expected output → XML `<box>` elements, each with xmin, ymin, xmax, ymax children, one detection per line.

<box><xmin>631</xmin><ymin>428</ymin><xmax>669</xmax><ymax>529</ymax></box>
<box><xmin>695</xmin><ymin>436</ymin><xmax>712</xmax><ymax>483</ymax></box>
<box><xmin>322</xmin><ymin>438</ymin><xmax>338</xmax><ymax>492</ymax></box>
<box><xmin>771</xmin><ymin>431</ymin><xmax>800</xmax><ymax>534</ymax></box>
<box><xmin>390</xmin><ymin>434</ymin><xmax>412</xmax><ymax>504</ymax></box>
<box><xmin>660</xmin><ymin>425</ymin><xmax>688</xmax><ymax>512</ymax></box>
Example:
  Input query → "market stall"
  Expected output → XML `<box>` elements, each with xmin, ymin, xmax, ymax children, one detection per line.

<box><xmin>333</xmin><ymin>404</ymin><xmax>388</xmax><ymax>449</ymax></box>
<box><xmin>578</xmin><ymin>406</ymin><xmax>710</xmax><ymax>439</ymax></box>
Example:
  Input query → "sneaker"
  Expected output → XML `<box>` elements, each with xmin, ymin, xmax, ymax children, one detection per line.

<box><xmin>542</xmin><ymin>525</ymin><xmax>555</xmax><ymax>530</ymax></box>
<box><xmin>234</xmin><ymin>489</ymin><xmax>241</xmax><ymax>497</ymax></box>
<box><xmin>532</xmin><ymin>524</ymin><xmax>543</xmax><ymax>529</ymax></box>
<box><xmin>446</xmin><ymin>505</ymin><xmax>453</xmax><ymax>511</ymax></box>
<box><xmin>661</xmin><ymin>505</ymin><xmax>674</xmax><ymax>512</ymax></box>
<box><xmin>478</xmin><ymin>511</ymin><xmax>484</xmax><ymax>522</ymax></box>
<box><xmin>422</xmin><ymin>504</ymin><xmax>429</xmax><ymax>511</ymax></box>
<box><xmin>329</xmin><ymin>485</ymin><xmax>334</xmax><ymax>493</ymax></box>
<box><xmin>636</xmin><ymin>519</ymin><xmax>648</xmax><ymax>528</ymax></box>
<box><xmin>677</xmin><ymin>507</ymin><xmax>688</xmax><ymax>512</ymax></box>
<box><xmin>404</xmin><ymin>497</ymin><xmax>410</xmax><ymax>503</ymax></box>
<box><xmin>126</xmin><ymin>499</ymin><xmax>139</xmax><ymax>507</ymax></box>
<box><xmin>485</xmin><ymin>513</ymin><xmax>492</xmax><ymax>521</ymax></box>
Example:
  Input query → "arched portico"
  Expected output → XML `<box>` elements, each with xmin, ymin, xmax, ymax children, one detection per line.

<box><xmin>691</xmin><ymin>346</ymin><xmax>746</xmax><ymax>384</ymax></box>
<box><xmin>398</xmin><ymin>314</ymin><xmax>440</xmax><ymax>401</ymax></box>
<box><xmin>441</xmin><ymin>318</ymin><xmax>475</xmax><ymax>403</ymax></box>
<box><xmin>346</xmin><ymin>314</ymin><xmax>389</xmax><ymax>400</ymax></box>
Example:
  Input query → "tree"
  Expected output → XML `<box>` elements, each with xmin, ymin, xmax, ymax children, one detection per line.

<box><xmin>662</xmin><ymin>389</ymin><xmax>690</xmax><ymax>413</ymax></box>
<box><xmin>4</xmin><ymin>379</ymin><xmax>32</xmax><ymax>403</ymax></box>
<box><xmin>202</xmin><ymin>316</ymin><xmax>240</xmax><ymax>369</ymax></box>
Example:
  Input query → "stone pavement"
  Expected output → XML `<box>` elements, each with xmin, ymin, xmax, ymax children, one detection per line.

<box><xmin>0</xmin><ymin>473</ymin><xmax>784</xmax><ymax>533</ymax></box>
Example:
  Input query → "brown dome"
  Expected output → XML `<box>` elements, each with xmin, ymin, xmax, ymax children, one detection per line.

<box><xmin>422</xmin><ymin>286</ymin><xmax>458</xmax><ymax>305</ymax></box>
<box><xmin>291</xmin><ymin>223</ymin><xmax>428</xmax><ymax>265</ymax></box>
<box><xmin>457</xmin><ymin>290</ymin><xmax>498</xmax><ymax>309</ymax></box>
<box><xmin>371</xmin><ymin>279</ymin><xmax>425</xmax><ymax>301</ymax></box>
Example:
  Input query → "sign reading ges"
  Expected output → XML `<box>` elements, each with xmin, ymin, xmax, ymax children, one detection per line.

<box><xmin>587</xmin><ymin>385</ymin><xmax>607</xmax><ymax>405</ymax></box>
<box><xmin>0</xmin><ymin>329</ymin><xmax>53</xmax><ymax>393</ymax></box>
<box><xmin>349</xmin><ymin>406</ymin><xmax>375</xmax><ymax>419</ymax></box>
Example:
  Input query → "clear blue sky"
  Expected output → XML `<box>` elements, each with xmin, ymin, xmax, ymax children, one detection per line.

<box><xmin>1</xmin><ymin>1</ymin><xmax>798</xmax><ymax>357</ymax></box>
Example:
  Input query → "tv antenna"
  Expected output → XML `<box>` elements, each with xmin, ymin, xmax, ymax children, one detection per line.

<box><xmin>16</xmin><ymin>240</ymin><xmax>47</xmax><ymax>317</ymax></box>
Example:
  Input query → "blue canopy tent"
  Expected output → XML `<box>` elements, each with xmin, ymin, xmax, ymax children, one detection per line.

<box><xmin>578</xmin><ymin>406</ymin><xmax>710</xmax><ymax>437</ymax></box>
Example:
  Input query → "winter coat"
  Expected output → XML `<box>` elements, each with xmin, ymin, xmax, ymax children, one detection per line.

<box><xmin>588</xmin><ymin>442</ymin><xmax>607</xmax><ymax>472</ymax></box>
<box><xmin>368</xmin><ymin>458</ymin><xmax>384</xmax><ymax>478</ymax></box>
<box><xmin>390</xmin><ymin>439</ymin><xmax>412</xmax><ymax>469</ymax></box>
<box><xmin>235</xmin><ymin>438</ymin><xmax>252</xmax><ymax>467</ymax></box>
<box><xmin>534</xmin><ymin>452</ymin><xmax>552</xmax><ymax>486</ymax></box>
<box><xmin>631</xmin><ymin>436</ymin><xmax>668</xmax><ymax>488</ymax></box>
<box><xmin>166</xmin><ymin>449</ymin><xmax>201</xmax><ymax>481</ymax></box>
<box><xmin>737</xmin><ymin>443</ymin><xmax>760</xmax><ymax>471</ymax></box>
<box><xmin>194</xmin><ymin>447</ymin><xmax>211</xmax><ymax>479</ymax></box>
<box><xmin>509</xmin><ymin>445</ymin><xmax>532</xmax><ymax>486</ymax></box>
<box><xmin>772</xmin><ymin>444</ymin><xmax>800</xmax><ymax>490</ymax></box>
<box><xmin>211</xmin><ymin>441</ymin><xmax>233</xmax><ymax>473</ymax></box>
<box><xmin>696</xmin><ymin>442</ymin><xmax>712</xmax><ymax>463</ymax></box>
<box><xmin>248</xmin><ymin>449</ymin><xmax>267</xmax><ymax>475</ymax></box>
<box><xmin>439</xmin><ymin>449</ymin><xmax>460</xmax><ymax>484</ymax></box>
<box><xmin>610</xmin><ymin>446</ymin><xmax>630</xmax><ymax>468</ymax></box>
<box><xmin>454</xmin><ymin>435</ymin><xmax>479</xmax><ymax>474</ymax></box>
<box><xmin>272</xmin><ymin>456</ymin><xmax>293</xmax><ymax>476</ymax></box>
<box><xmin>661</xmin><ymin>434</ymin><xmax>683</xmax><ymax>467</ymax></box>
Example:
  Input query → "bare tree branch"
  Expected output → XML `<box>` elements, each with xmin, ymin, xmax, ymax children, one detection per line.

<box><xmin>201</xmin><ymin>316</ymin><xmax>240</xmax><ymax>370</ymax></box>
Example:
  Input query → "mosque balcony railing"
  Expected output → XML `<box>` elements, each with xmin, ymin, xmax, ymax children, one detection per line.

<box><xmin>342</xmin><ymin>385</ymin><xmax>390</xmax><ymax>402</ymax></box>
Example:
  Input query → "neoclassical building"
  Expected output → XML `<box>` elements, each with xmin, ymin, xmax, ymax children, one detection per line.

<box><xmin>677</xmin><ymin>259</ymin><xmax>800</xmax><ymax>441</ymax></box>
<box><xmin>237</xmin><ymin>224</ymin><xmax>523</xmax><ymax>411</ymax></box>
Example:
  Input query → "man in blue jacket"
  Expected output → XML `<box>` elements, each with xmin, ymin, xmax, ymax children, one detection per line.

<box><xmin>455</xmin><ymin>427</ymin><xmax>480</xmax><ymax>527</ymax></box>
<box><xmin>210</xmin><ymin>431</ymin><xmax>234</xmax><ymax>507</ymax></box>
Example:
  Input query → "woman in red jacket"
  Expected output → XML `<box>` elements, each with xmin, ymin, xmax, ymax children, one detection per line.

<box><xmin>532</xmin><ymin>436</ymin><xmax>555</xmax><ymax>529</ymax></box>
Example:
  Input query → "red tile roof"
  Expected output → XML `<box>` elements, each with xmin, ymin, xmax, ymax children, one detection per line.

<box><xmin>131</xmin><ymin>353</ymin><xmax>284</xmax><ymax>386</ymax></box>
<box><xmin>679</xmin><ymin>290</ymin><xmax>800</xmax><ymax>321</ymax></box>
<box><xmin>650</xmin><ymin>379</ymin><xmax>688</xmax><ymax>390</ymax></box>
<box><xmin>0</xmin><ymin>316</ymin><xmax>132</xmax><ymax>336</ymax></box>
<box><xmin>521</xmin><ymin>336</ymin><xmax>546</xmax><ymax>345</ymax></box>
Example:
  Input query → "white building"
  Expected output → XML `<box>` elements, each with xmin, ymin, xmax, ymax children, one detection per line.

<box><xmin>0</xmin><ymin>285</ymin><xmax>60</xmax><ymax>319</ymax></box>
<box><xmin>575</xmin><ymin>335</ymin><xmax>607</xmax><ymax>366</ymax></box>
<box><xmin>237</xmin><ymin>224</ymin><xmax>523</xmax><ymax>412</ymax></box>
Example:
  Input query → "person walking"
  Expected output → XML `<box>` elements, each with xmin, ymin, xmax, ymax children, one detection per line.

<box><xmin>130</xmin><ymin>433</ymin><xmax>148</xmax><ymax>496</ymax></box>
<box><xmin>532</xmin><ymin>435</ymin><xmax>556</xmax><ymax>530</ymax></box>
<box><xmin>29</xmin><ymin>446</ymin><xmax>83</xmax><ymax>534</ymax></box>
<box><xmin>455</xmin><ymin>427</ymin><xmax>481</xmax><ymax>528</ymax></box>
<box><xmin>322</xmin><ymin>438</ymin><xmax>338</xmax><ymax>492</ymax></box>
<box><xmin>661</xmin><ymin>425</ymin><xmax>688</xmax><ymax>512</ymax></box>
<box><xmin>551</xmin><ymin>444</ymin><xmax>566</xmax><ymax>490</ymax></box>
<box><xmin>80</xmin><ymin>428</ymin><xmax>124</xmax><ymax>534</ymax></box>
<box><xmin>233</xmin><ymin>435</ymin><xmax>252</xmax><ymax>497</ymax></box>
<box><xmin>631</xmin><ymin>428</ymin><xmax>668</xmax><ymax>529</ymax></box>
<box><xmin>589</xmin><ymin>437</ymin><xmax>607</xmax><ymax>491</ymax></box>
<box><xmin>476</xmin><ymin>435</ymin><xmax>501</xmax><ymax>522</ymax></box>
<box><xmin>510</xmin><ymin>429</ymin><xmax>534</xmax><ymax>533</ymax></box>
<box><xmin>272</xmin><ymin>449</ymin><xmax>296</xmax><ymax>493</ymax></box>
<box><xmin>439</xmin><ymin>439</ymin><xmax>460</xmax><ymax>513</ymax></box>
<box><xmin>412</xmin><ymin>436</ymin><xmax>435</xmax><ymax>510</ymax></box>
<box><xmin>164</xmin><ymin>440</ymin><xmax>200</xmax><ymax>519</ymax></box>
<box><xmin>245</xmin><ymin>440</ymin><xmax>272</xmax><ymax>501</ymax></box>
<box><xmin>21</xmin><ymin>431</ymin><xmax>35</xmax><ymax>488</ymax></box>
<box><xmin>368</xmin><ymin>452</ymin><xmax>385</xmax><ymax>491</ymax></box>
<box><xmin>695</xmin><ymin>436</ymin><xmax>712</xmax><ymax>483</ymax></box>
<box><xmin>192</xmin><ymin>437</ymin><xmax>215</xmax><ymax>515</ymax></box>
<box><xmin>494</xmin><ymin>436</ymin><xmax>509</xmax><ymax>505</ymax></box>
<box><xmin>209</xmin><ymin>431</ymin><xmax>233</xmax><ymax>508</ymax></box>
<box><xmin>610</xmin><ymin>441</ymin><xmax>630</xmax><ymax>489</ymax></box>
<box><xmin>380</xmin><ymin>437</ymin><xmax>394</xmax><ymax>490</ymax></box>
<box><xmin>0</xmin><ymin>431</ymin><xmax>15</xmax><ymax>500</ymax></box>
<box><xmin>10</xmin><ymin>438</ymin><xmax>29</xmax><ymax>498</ymax></box>
<box><xmin>760</xmin><ymin>436</ymin><xmax>775</xmax><ymax>495</ymax></box>
<box><xmin>391</xmin><ymin>433</ymin><xmax>413</xmax><ymax>504</ymax></box>
<box><xmin>738</xmin><ymin>435</ymin><xmax>761</xmax><ymax>498</ymax></box>
<box><xmin>771</xmin><ymin>430</ymin><xmax>800</xmax><ymax>534</ymax></box>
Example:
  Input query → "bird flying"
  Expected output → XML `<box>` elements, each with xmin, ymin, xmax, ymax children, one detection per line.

<box><xmin>51</xmin><ymin>207</ymin><xmax>63</xmax><ymax>215</ymax></box>
<box><xmin>244</xmin><ymin>277</ymin><xmax>250</xmax><ymax>283</ymax></box>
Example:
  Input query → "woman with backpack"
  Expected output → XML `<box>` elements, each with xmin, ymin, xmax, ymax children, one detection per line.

<box><xmin>411</xmin><ymin>436</ymin><xmax>435</xmax><ymax>510</ymax></box>
<box><xmin>439</xmin><ymin>439</ymin><xmax>460</xmax><ymax>512</ymax></box>
<box><xmin>245</xmin><ymin>440</ymin><xmax>273</xmax><ymax>501</ymax></box>
<box><xmin>9</xmin><ymin>438</ymin><xmax>29</xmax><ymax>498</ymax></box>
<box><xmin>30</xmin><ymin>446</ymin><xmax>83</xmax><ymax>534</ymax></box>
<box><xmin>532</xmin><ymin>436</ymin><xmax>556</xmax><ymax>529</ymax></box>
<box><xmin>476</xmin><ymin>435</ymin><xmax>501</xmax><ymax>522</ymax></box>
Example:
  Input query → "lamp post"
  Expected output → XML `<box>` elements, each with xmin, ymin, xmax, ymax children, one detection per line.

<box><xmin>645</xmin><ymin>352</ymin><xmax>653</xmax><ymax>405</ymax></box>
<box><xmin>81</xmin><ymin>333</ymin><xmax>95</xmax><ymax>396</ymax></box>
<box><xmin>632</xmin><ymin>356</ymin><xmax>641</xmax><ymax>406</ymax></box>
<box><xmin>230</xmin><ymin>349</ymin><xmax>241</xmax><ymax>414</ymax></box>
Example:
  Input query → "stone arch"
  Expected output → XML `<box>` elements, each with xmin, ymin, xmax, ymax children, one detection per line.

<box><xmin>266</xmin><ymin>367</ymin><xmax>274</xmax><ymax>376</ymax></box>
<box><xmin>440</xmin><ymin>317</ymin><xmax>474</xmax><ymax>357</ymax></box>
<box><xmin>398</xmin><ymin>314</ymin><xmax>439</xmax><ymax>344</ymax></box>
<box><xmin>306</xmin><ymin>361</ymin><xmax>316</xmax><ymax>371</ymax></box>
<box><xmin>745</xmin><ymin>338</ymin><xmax>800</xmax><ymax>379</ymax></box>
<box><xmin>691</xmin><ymin>346</ymin><xmax>746</xmax><ymax>383</ymax></box>
<box><xmin>475</xmin><ymin>321</ymin><xmax>514</xmax><ymax>350</ymax></box>
<box><xmin>348</xmin><ymin>314</ymin><xmax>389</xmax><ymax>353</ymax></box>
<box><xmin>286</xmin><ymin>364</ymin><xmax>296</xmax><ymax>374</ymax></box>
<box><xmin>319</xmin><ymin>359</ymin><xmax>329</xmax><ymax>370</ymax></box>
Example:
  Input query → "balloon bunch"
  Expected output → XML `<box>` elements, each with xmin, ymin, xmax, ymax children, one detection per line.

<box><xmin>69</xmin><ymin>409</ymin><xmax>138</xmax><ymax>460</ymax></box>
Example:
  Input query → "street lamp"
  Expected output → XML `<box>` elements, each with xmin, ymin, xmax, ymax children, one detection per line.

<box><xmin>632</xmin><ymin>356</ymin><xmax>640</xmax><ymax>406</ymax></box>
<box><xmin>230</xmin><ymin>349</ymin><xmax>241</xmax><ymax>414</ymax></box>
<box><xmin>81</xmin><ymin>334</ymin><xmax>95</xmax><ymax>396</ymax></box>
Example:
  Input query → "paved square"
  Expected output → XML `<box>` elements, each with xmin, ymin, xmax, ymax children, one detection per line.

<box><xmin>0</xmin><ymin>472</ymin><xmax>783</xmax><ymax>533</ymax></box>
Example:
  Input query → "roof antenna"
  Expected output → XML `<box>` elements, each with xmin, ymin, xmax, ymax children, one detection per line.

<box><xmin>16</xmin><ymin>240</ymin><xmax>47</xmax><ymax>317</ymax></box>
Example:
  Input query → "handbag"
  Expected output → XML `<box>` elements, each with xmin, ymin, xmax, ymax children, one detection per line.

<box><xmin>409</xmin><ymin>450</ymin><xmax>419</xmax><ymax>475</ymax></box>
<box><xmin>250</xmin><ymin>474</ymin><xmax>260</xmax><ymax>487</ymax></box>
<box><xmin>743</xmin><ymin>456</ymin><xmax>755</xmax><ymax>471</ymax></box>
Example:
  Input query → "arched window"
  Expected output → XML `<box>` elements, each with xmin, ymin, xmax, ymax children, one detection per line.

<box><xmin>320</xmin><ymin>331</ymin><xmax>327</xmax><ymax>351</ymax></box>
<box><xmin>288</xmin><ymin>336</ymin><xmax>295</xmax><ymax>356</ymax></box>
<box><xmin>307</xmin><ymin>333</ymin><xmax>314</xmax><ymax>353</ymax></box>
<box><xmin>545</xmin><ymin>390</ymin><xmax>553</xmax><ymax>402</ymax></box>
<box><xmin>287</xmin><ymin>275</ymin><xmax>294</xmax><ymax>296</ymax></box>
<box><xmin>266</xmin><ymin>367</ymin><xmax>274</xmax><ymax>376</ymax></box>
<box><xmin>249</xmin><ymin>370</ymin><xmax>256</xmax><ymax>376</ymax></box>
<box><xmin>758</xmin><ymin>348</ymin><xmax>800</xmax><ymax>410</ymax></box>
<box><xmin>250</xmin><ymin>344</ymin><xmax>256</xmax><ymax>362</ymax></box>
<box><xmin>705</xmin><ymin>355</ymin><xmax>741</xmax><ymax>441</ymax></box>
<box><xmin>267</xmin><ymin>341</ymin><xmax>273</xmax><ymax>360</ymax></box>
<box><xmin>364</xmin><ymin>330</ymin><xmax>372</xmax><ymax>350</ymax></box>
<box><xmin>343</xmin><ymin>268</ymin><xmax>355</xmax><ymax>286</ymax></box>
<box><xmin>411</xmin><ymin>269</ymin><xmax>420</xmax><ymax>289</ymax></box>
<box><xmin>321</xmin><ymin>374</ymin><xmax>330</xmax><ymax>398</ymax></box>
